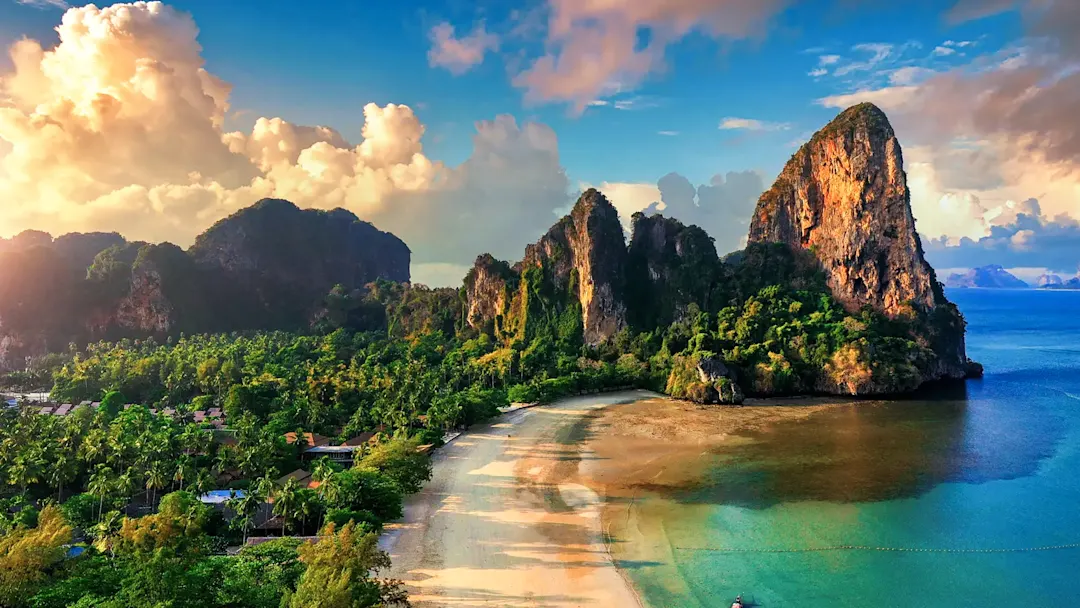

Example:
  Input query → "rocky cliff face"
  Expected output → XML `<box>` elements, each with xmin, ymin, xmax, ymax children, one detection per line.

<box><xmin>465</xmin><ymin>189</ymin><xmax>629</xmax><ymax>346</ymax></box>
<box><xmin>522</xmin><ymin>189</ymin><xmax>628</xmax><ymax>345</ymax></box>
<box><xmin>750</xmin><ymin>103</ymin><xmax>941</xmax><ymax>316</ymax></box>
<box><xmin>463</xmin><ymin>254</ymin><xmax>517</xmax><ymax>334</ymax></box>
<box><xmin>627</xmin><ymin>213</ymin><xmax>721</xmax><ymax>328</ymax></box>
<box><xmin>749</xmin><ymin>103</ymin><xmax>970</xmax><ymax>381</ymax></box>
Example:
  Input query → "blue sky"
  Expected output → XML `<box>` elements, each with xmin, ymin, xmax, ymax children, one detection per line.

<box><xmin>1</xmin><ymin>0</ymin><xmax>1077</xmax><ymax>285</ymax></box>
<box><xmin>0</xmin><ymin>0</ymin><xmax>1018</xmax><ymax>184</ymax></box>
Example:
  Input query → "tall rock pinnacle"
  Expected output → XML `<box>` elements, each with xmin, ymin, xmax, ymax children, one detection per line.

<box><xmin>464</xmin><ymin>189</ymin><xmax>629</xmax><ymax>346</ymax></box>
<box><xmin>749</xmin><ymin>103</ymin><xmax>970</xmax><ymax>380</ymax></box>
<box><xmin>749</xmin><ymin>103</ymin><xmax>942</xmax><ymax>317</ymax></box>
<box><xmin>523</xmin><ymin>188</ymin><xmax>628</xmax><ymax>345</ymax></box>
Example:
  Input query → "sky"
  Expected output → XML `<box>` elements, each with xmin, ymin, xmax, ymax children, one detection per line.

<box><xmin>0</xmin><ymin>0</ymin><xmax>1077</xmax><ymax>286</ymax></box>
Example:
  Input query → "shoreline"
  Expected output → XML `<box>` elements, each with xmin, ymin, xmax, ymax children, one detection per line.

<box><xmin>381</xmin><ymin>391</ymin><xmax>652</xmax><ymax>607</ymax></box>
<box><xmin>380</xmin><ymin>390</ymin><xmax>861</xmax><ymax>607</ymax></box>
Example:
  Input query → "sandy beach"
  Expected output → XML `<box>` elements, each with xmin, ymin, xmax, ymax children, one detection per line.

<box><xmin>381</xmin><ymin>391</ymin><xmax>651</xmax><ymax>608</ymax></box>
<box><xmin>381</xmin><ymin>391</ymin><xmax>859</xmax><ymax>607</ymax></box>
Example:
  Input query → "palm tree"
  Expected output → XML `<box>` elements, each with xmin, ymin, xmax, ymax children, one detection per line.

<box><xmin>145</xmin><ymin>462</ymin><xmax>167</xmax><ymax>507</ymax></box>
<box><xmin>90</xmin><ymin>510</ymin><xmax>123</xmax><ymax>557</ymax></box>
<box><xmin>254</xmin><ymin>469</ymin><xmax>279</xmax><ymax>501</ymax></box>
<box><xmin>115</xmin><ymin>468</ymin><xmax>138</xmax><ymax>507</ymax></box>
<box><xmin>228</xmin><ymin>490</ymin><xmax>263</xmax><ymax>545</ymax></box>
<box><xmin>174</xmin><ymin>457</ymin><xmax>194</xmax><ymax>492</ymax></box>
<box><xmin>88</xmin><ymin>465</ymin><xmax>115</xmax><ymax>521</ymax></box>
<box><xmin>272</xmin><ymin>478</ymin><xmax>301</xmax><ymax>537</ymax></box>
<box><xmin>8</xmin><ymin>448</ymin><xmax>46</xmax><ymax>494</ymax></box>
<box><xmin>296</xmin><ymin>488</ymin><xmax>320</xmax><ymax>536</ymax></box>
<box><xmin>312</xmin><ymin>462</ymin><xmax>337</xmax><ymax>531</ymax></box>
<box><xmin>191</xmin><ymin>469</ymin><xmax>214</xmax><ymax>497</ymax></box>
<box><xmin>49</xmin><ymin>454</ymin><xmax>76</xmax><ymax>502</ymax></box>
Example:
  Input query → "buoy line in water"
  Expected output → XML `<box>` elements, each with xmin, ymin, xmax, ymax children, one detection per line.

<box><xmin>674</xmin><ymin>543</ymin><xmax>1080</xmax><ymax>554</ymax></box>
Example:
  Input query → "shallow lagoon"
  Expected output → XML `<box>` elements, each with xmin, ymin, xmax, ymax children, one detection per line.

<box><xmin>614</xmin><ymin>289</ymin><xmax>1080</xmax><ymax>607</ymax></box>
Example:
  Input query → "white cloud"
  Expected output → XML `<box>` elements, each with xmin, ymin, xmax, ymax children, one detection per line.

<box><xmin>889</xmin><ymin>66</ymin><xmax>935</xmax><ymax>85</ymax></box>
<box><xmin>513</xmin><ymin>0</ymin><xmax>789</xmax><ymax>110</ymax></box>
<box><xmin>932</xmin><ymin>45</ymin><xmax>956</xmax><ymax>57</ymax></box>
<box><xmin>809</xmin><ymin>68</ymin><xmax>828</xmax><ymax>77</ymax></box>
<box><xmin>14</xmin><ymin>0</ymin><xmax>69</xmax><ymax>8</ymax></box>
<box><xmin>819</xmin><ymin>54</ymin><xmax>841</xmax><ymax>66</ymax></box>
<box><xmin>657</xmin><ymin>130</ymin><xmax>679</xmax><ymax>136</ymax></box>
<box><xmin>427</xmin><ymin>21</ymin><xmax>499</xmax><ymax>75</ymax></box>
<box><xmin>0</xmin><ymin>2</ymin><xmax>571</xmax><ymax>270</ymax></box>
<box><xmin>816</xmin><ymin>85</ymin><xmax>919</xmax><ymax>110</ymax></box>
<box><xmin>582</xmin><ymin>181</ymin><xmax>661</xmax><ymax>228</ymax></box>
<box><xmin>833</xmin><ymin>43</ymin><xmax>894</xmax><ymax>76</ymax></box>
<box><xmin>719</xmin><ymin>117</ymin><xmax>792</xmax><ymax>131</ymax></box>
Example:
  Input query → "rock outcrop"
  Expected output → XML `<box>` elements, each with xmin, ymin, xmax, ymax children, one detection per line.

<box><xmin>666</xmin><ymin>352</ymin><xmax>745</xmax><ymax>405</ymax></box>
<box><xmin>749</xmin><ymin>103</ymin><xmax>971</xmax><ymax>382</ymax></box>
<box><xmin>190</xmin><ymin>199</ymin><xmax>411</xmax><ymax>330</ymax></box>
<box><xmin>945</xmin><ymin>265</ymin><xmax>1028</xmax><ymax>289</ymax></box>
<box><xmin>466</xmin><ymin>189</ymin><xmax>629</xmax><ymax>346</ymax></box>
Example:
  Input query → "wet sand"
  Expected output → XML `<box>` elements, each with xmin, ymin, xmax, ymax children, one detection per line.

<box><xmin>579</xmin><ymin>396</ymin><xmax>859</xmax><ymax>604</ymax></box>
<box><xmin>381</xmin><ymin>391</ymin><xmax>651</xmax><ymax>608</ymax></box>
<box><xmin>381</xmin><ymin>391</ymin><xmax>858</xmax><ymax>607</ymax></box>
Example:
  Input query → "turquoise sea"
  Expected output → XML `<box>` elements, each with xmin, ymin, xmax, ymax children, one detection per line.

<box><xmin>619</xmin><ymin>289</ymin><xmax>1080</xmax><ymax>607</ymax></box>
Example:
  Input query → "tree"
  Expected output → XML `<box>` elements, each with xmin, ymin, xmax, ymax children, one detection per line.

<box><xmin>48</xmin><ymin>454</ymin><xmax>77</xmax><ymax>502</ymax></box>
<box><xmin>273</xmin><ymin>478</ymin><xmax>301</xmax><ymax>536</ymax></box>
<box><xmin>99</xmin><ymin>390</ymin><xmax>125</xmax><ymax>419</ymax></box>
<box><xmin>357</xmin><ymin>438</ymin><xmax>432</xmax><ymax>494</ymax></box>
<box><xmin>0</xmin><ymin>506</ymin><xmax>73</xmax><ymax>608</ymax></box>
<box><xmin>145</xmin><ymin>461</ymin><xmax>168</xmax><ymax>507</ymax></box>
<box><xmin>285</xmin><ymin>522</ymin><xmax>408</xmax><ymax>608</ymax></box>
<box><xmin>190</xmin><ymin>469</ymin><xmax>214</xmax><ymax>497</ymax></box>
<box><xmin>87</xmin><ymin>465</ymin><xmax>114</xmax><ymax>521</ymax></box>
<box><xmin>58</xmin><ymin>493</ymin><xmax>98</xmax><ymax>532</ymax></box>
<box><xmin>324</xmin><ymin>468</ymin><xmax>403</xmax><ymax>525</ymax></box>
<box><xmin>174</xmin><ymin>456</ymin><xmax>194</xmax><ymax>492</ymax></box>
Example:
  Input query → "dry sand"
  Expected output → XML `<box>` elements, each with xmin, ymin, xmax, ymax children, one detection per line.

<box><xmin>381</xmin><ymin>391</ymin><xmax>857</xmax><ymax>608</ymax></box>
<box><xmin>381</xmin><ymin>391</ymin><xmax>650</xmax><ymax>608</ymax></box>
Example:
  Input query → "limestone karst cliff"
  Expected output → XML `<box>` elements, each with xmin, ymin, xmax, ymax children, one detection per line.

<box><xmin>748</xmin><ymin>102</ymin><xmax>972</xmax><ymax>385</ymax></box>
<box><xmin>466</xmin><ymin>189</ymin><xmax>629</xmax><ymax>346</ymax></box>
<box><xmin>626</xmin><ymin>213</ymin><xmax>722</xmax><ymax>328</ymax></box>
<box><xmin>0</xmin><ymin>200</ymin><xmax>410</xmax><ymax>371</ymax></box>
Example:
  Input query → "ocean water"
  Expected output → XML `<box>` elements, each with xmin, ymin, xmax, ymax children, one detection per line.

<box><xmin>619</xmin><ymin>289</ymin><xmax>1080</xmax><ymax>607</ymax></box>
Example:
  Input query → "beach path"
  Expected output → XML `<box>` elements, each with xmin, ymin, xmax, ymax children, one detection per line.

<box><xmin>380</xmin><ymin>391</ymin><xmax>648</xmax><ymax>608</ymax></box>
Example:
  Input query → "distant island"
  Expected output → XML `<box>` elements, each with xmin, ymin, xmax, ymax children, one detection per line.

<box><xmin>945</xmin><ymin>265</ymin><xmax>1028</xmax><ymax>289</ymax></box>
<box><xmin>1037</xmin><ymin>273</ymin><xmax>1080</xmax><ymax>290</ymax></box>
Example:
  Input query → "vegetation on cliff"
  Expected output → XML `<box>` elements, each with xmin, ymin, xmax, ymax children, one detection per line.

<box><xmin>0</xmin><ymin>200</ymin><xmax>411</xmax><ymax>374</ymax></box>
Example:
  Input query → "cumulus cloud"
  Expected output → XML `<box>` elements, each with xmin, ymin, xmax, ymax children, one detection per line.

<box><xmin>427</xmin><ymin>21</ymin><xmax>499</xmax><ymax>75</ymax></box>
<box><xmin>0</xmin><ymin>2</ymin><xmax>571</xmax><ymax>285</ymax></box>
<box><xmin>924</xmin><ymin>198</ymin><xmax>1080</xmax><ymax>274</ymax></box>
<box><xmin>719</xmin><ymin>117</ymin><xmax>791</xmax><ymax>131</ymax></box>
<box><xmin>513</xmin><ymin>0</ymin><xmax>789</xmax><ymax>110</ymax></box>
<box><xmin>591</xmin><ymin>170</ymin><xmax>765</xmax><ymax>255</ymax></box>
